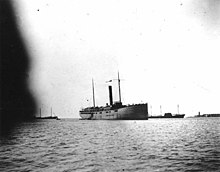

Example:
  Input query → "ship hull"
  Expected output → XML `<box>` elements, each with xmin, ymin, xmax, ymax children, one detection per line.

<box><xmin>34</xmin><ymin>116</ymin><xmax>59</xmax><ymax>120</ymax></box>
<box><xmin>80</xmin><ymin>104</ymin><xmax>148</xmax><ymax>120</ymax></box>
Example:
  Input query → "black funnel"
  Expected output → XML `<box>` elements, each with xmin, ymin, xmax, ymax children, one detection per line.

<box><xmin>108</xmin><ymin>86</ymin><xmax>113</xmax><ymax>106</ymax></box>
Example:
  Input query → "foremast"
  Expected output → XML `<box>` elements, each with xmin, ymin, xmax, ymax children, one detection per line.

<box><xmin>118</xmin><ymin>71</ymin><xmax>122</xmax><ymax>103</ymax></box>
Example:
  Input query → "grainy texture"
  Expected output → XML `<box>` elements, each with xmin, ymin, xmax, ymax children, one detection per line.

<box><xmin>0</xmin><ymin>118</ymin><xmax>219</xmax><ymax>171</ymax></box>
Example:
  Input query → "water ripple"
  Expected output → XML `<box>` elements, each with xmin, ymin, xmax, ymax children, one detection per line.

<box><xmin>0</xmin><ymin>118</ymin><xmax>220</xmax><ymax>171</ymax></box>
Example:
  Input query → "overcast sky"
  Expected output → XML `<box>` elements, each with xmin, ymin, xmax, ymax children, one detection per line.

<box><xmin>13</xmin><ymin>0</ymin><xmax>220</xmax><ymax>118</ymax></box>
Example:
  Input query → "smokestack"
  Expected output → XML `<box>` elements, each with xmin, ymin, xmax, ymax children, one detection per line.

<box><xmin>108</xmin><ymin>86</ymin><xmax>113</xmax><ymax>106</ymax></box>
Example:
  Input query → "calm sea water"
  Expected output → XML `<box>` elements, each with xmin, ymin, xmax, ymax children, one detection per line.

<box><xmin>0</xmin><ymin>118</ymin><xmax>220</xmax><ymax>172</ymax></box>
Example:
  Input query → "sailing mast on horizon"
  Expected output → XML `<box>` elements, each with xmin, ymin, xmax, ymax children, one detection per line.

<box><xmin>92</xmin><ymin>79</ymin><xmax>96</xmax><ymax>107</ymax></box>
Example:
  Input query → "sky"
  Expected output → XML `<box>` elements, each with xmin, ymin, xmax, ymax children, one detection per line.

<box><xmin>12</xmin><ymin>0</ymin><xmax>220</xmax><ymax>118</ymax></box>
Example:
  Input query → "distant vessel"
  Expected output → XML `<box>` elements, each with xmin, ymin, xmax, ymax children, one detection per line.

<box><xmin>149</xmin><ymin>105</ymin><xmax>185</xmax><ymax>118</ymax></box>
<box><xmin>35</xmin><ymin>107</ymin><xmax>59</xmax><ymax>120</ymax></box>
<box><xmin>195</xmin><ymin>112</ymin><xmax>220</xmax><ymax>118</ymax></box>
<box><xmin>35</xmin><ymin>116</ymin><xmax>59</xmax><ymax>120</ymax></box>
<box><xmin>79</xmin><ymin>72</ymin><xmax>148</xmax><ymax>120</ymax></box>
<box><xmin>149</xmin><ymin>113</ymin><xmax>185</xmax><ymax>118</ymax></box>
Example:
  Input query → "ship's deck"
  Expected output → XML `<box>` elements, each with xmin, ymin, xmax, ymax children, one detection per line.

<box><xmin>80</xmin><ymin>103</ymin><xmax>147</xmax><ymax>113</ymax></box>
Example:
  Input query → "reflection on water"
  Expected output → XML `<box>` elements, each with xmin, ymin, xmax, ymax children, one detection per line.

<box><xmin>0</xmin><ymin>118</ymin><xmax>220</xmax><ymax>171</ymax></box>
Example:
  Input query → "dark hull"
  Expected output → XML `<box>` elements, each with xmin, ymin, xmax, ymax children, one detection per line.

<box><xmin>195</xmin><ymin>114</ymin><xmax>220</xmax><ymax>118</ymax></box>
<box><xmin>149</xmin><ymin>114</ymin><xmax>185</xmax><ymax>118</ymax></box>
<box><xmin>34</xmin><ymin>116</ymin><xmax>59</xmax><ymax>120</ymax></box>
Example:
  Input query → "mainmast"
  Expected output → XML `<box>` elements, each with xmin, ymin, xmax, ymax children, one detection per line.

<box><xmin>118</xmin><ymin>71</ymin><xmax>121</xmax><ymax>103</ymax></box>
<box><xmin>92</xmin><ymin>79</ymin><xmax>96</xmax><ymax>107</ymax></box>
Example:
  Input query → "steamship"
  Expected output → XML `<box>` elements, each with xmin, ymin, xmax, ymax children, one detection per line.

<box><xmin>149</xmin><ymin>113</ymin><xmax>185</xmax><ymax>118</ymax></box>
<box><xmin>79</xmin><ymin>72</ymin><xmax>148</xmax><ymax>120</ymax></box>
<box><xmin>149</xmin><ymin>105</ymin><xmax>185</xmax><ymax>118</ymax></box>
